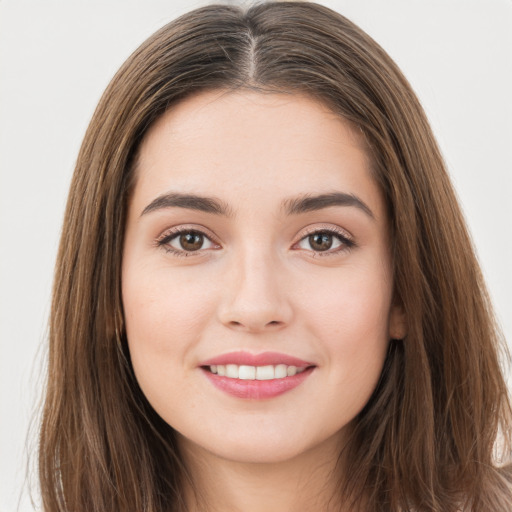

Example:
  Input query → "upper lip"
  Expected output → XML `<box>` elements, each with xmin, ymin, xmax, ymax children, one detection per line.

<box><xmin>200</xmin><ymin>351</ymin><xmax>314</xmax><ymax>368</ymax></box>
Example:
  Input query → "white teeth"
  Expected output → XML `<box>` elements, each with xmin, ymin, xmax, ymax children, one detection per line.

<box><xmin>208</xmin><ymin>364</ymin><xmax>308</xmax><ymax>380</ymax></box>
<box><xmin>287</xmin><ymin>365</ymin><xmax>297</xmax><ymax>377</ymax></box>
<box><xmin>256</xmin><ymin>365</ymin><xmax>274</xmax><ymax>380</ymax></box>
<box><xmin>238</xmin><ymin>365</ymin><xmax>256</xmax><ymax>380</ymax></box>
<box><xmin>275</xmin><ymin>364</ymin><xmax>288</xmax><ymax>379</ymax></box>
<box><xmin>226</xmin><ymin>364</ymin><xmax>238</xmax><ymax>378</ymax></box>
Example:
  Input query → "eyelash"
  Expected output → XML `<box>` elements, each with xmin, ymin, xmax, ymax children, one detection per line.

<box><xmin>296</xmin><ymin>226</ymin><xmax>355</xmax><ymax>256</ymax></box>
<box><xmin>155</xmin><ymin>226</ymin><xmax>220</xmax><ymax>257</ymax></box>
<box><xmin>155</xmin><ymin>225</ymin><xmax>355</xmax><ymax>258</ymax></box>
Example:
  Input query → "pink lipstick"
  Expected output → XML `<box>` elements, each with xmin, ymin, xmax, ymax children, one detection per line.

<box><xmin>200</xmin><ymin>351</ymin><xmax>315</xmax><ymax>399</ymax></box>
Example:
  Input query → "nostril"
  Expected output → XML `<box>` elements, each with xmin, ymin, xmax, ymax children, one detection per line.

<box><xmin>226</xmin><ymin>319</ymin><xmax>283</xmax><ymax>331</ymax></box>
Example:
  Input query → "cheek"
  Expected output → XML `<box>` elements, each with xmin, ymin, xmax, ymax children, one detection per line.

<box><xmin>304</xmin><ymin>263</ymin><xmax>392</xmax><ymax>340</ymax></box>
<box><xmin>122</xmin><ymin>263</ymin><xmax>216</xmax><ymax>371</ymax></box>
<box><xmin>301</xmin><ymin>263</ymin><xmax>392</xmax><ymax>394</ymax></box>
<box><xmin>122</xmin><ymin>264</ymin><xmax>222</xmax><ymax>421</ymax></box>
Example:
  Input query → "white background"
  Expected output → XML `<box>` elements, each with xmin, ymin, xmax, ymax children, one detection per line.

<box><xmin>1</xmin><ymin>1</ymin><xmax>511</xmax><ymax>510</ymax></box>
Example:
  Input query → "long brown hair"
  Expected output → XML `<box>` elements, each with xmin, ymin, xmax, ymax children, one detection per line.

<box><xmin>39</xmin><ymin>2</ymin><xmax>512</xmax><ymax>510</ymax></box>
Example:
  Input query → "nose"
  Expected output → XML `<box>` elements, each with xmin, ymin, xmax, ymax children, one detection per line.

<box><xmin>217</xmin><ymin>249</ymin><xmax>293</xmax><ymax>333</ymax></box>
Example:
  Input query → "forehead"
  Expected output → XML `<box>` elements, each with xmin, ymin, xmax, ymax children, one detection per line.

<box><xmin>133</xmin><ymin>90</ymin><xmax>384</xmax><ymax>221</ymax></box>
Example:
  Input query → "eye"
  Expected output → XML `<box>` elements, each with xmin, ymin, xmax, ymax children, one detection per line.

<box><xmin>157</xmin><ymin>228</ymin><xmax>219</xmax><ymax>255</ymax></box>
<box><xmin>295</xmin><ymin>229</ymin><xmax>354</xmax><ymax>254</ymax></box>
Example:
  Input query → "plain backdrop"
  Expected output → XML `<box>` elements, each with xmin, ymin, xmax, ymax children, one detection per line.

<box><xmin>1</xmin><ymin>1</ymin><xmax>511</xmax><ymax>510</ymax></box>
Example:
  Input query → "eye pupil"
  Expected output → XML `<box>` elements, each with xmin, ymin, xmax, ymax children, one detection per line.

<box><xmin>180</xmin><ymin>232</ymin><xmax>204</xmax><ymax>251</ymax></box>
<box><xmin>309</xmin><ymin>233</ymin><xmax>333</xmax><ymax>251</ymax></box>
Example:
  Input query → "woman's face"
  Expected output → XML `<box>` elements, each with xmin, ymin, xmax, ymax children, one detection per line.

<box><xmin>122</xmin><ymin>90</ymin><xmax>405</xmax><ymax>464</ymax></box>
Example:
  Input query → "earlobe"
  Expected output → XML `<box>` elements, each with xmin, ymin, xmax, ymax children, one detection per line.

<box><xmin>389</xmin><ymin>304</ymin><xmax>407</xmax><ymax>340</ymax></box>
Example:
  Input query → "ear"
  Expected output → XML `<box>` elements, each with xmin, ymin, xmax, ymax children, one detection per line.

<box><xmin>389</xmin><ymin>303</ymin><xmax>407</xmax><ymax>340</ymax></box>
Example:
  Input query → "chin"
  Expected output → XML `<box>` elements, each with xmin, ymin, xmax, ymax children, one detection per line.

<box><xmin>176</xmin><ymin>420</ymin><xmax>347</xmax><ymax>467</ymax></box>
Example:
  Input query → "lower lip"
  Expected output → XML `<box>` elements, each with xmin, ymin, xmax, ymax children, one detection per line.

<box><xmin>202</xmin><ymin>367</ymin><xmax>314</xmax><ymax>399</ymax></box>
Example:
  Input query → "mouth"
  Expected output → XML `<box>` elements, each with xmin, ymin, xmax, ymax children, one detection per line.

<box><xmin>203</xmin><ymin>363</ymin><xmax>309</xmax><ymax>380</ymax></box>
<box><xmin>199</xmin><ymin>352</ymin><xmax>316</xmax><ymax>399</ymax></box>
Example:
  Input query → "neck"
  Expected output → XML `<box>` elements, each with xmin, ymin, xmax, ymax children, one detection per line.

<box><xmin>179</xmin><ymin>433</ymin><xmax>354</xmax><ymax>512</ymax></box>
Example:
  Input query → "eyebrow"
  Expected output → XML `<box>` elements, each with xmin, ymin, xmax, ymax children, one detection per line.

<box><xmin>140</xmin><ymin>191</ymin><xmax>374</xmax><ymax>219</ymax></box>
<box><xmin>141</xmin><ymin>192</ymin><xmax>233</xmax><ymax>217</ymax></box>
<box><xmin>282</xmin><ymin>192</ymin><xmax>374</xmax><ymax>219</ymax></box>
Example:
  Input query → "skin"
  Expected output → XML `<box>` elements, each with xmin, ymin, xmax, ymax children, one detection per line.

<box><xmin>122</xmin><ymin>90</ymin><xmax>406</xmax><ymax>512</ymax></box>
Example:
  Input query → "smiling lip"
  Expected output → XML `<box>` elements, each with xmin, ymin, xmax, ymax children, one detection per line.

<box><xmin>200</xmin><ymin>351</ymin><xmax>315</xmax><ymax>400</ymax></box>
<box><xmin>201</xmin><ymin>351</ymin><xmax>313</xmax><ymax>368</ymax></box>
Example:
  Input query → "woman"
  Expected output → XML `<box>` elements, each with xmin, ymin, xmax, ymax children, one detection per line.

<box><xmin>38</xmin><ymin>2</ymin><xmax>512</xmax><ymax>511</ymax></box>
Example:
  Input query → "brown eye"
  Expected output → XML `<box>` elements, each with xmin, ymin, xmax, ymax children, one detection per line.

<box><xmin>179</xmin><ymin>232</ymin><xmax>204</xmax><ymax>251</ymax></box>
<box><xmin>308</xmin><ymin>233</ymin><xmax>333</xmax><ymax>251</ymax></box>
<box><xmin>295</xmin><ymin>228</ymin><xmax>353</xmax><ymax>255</ymax></box>
<box><xmin>162</xmin><ymin>229</ymin><xmax>216</xmax><ymax>253</ymax></box>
